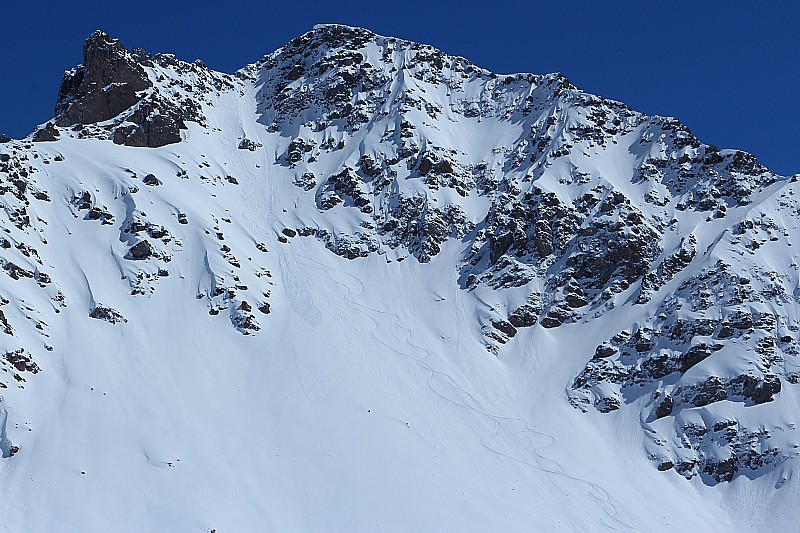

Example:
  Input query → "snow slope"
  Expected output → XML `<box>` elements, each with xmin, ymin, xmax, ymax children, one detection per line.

<box><xmin>0</xmin><ymin>24</ymin><xmax>798</xmax><ymax>531</ymax></box>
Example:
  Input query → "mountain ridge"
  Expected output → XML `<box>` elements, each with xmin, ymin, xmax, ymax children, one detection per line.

<box><xmin>0</xmin><ymin>25</ymin><xmax>799</xmax><ymax>531</ymax></box>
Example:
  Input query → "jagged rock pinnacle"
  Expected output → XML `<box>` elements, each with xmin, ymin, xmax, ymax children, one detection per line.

<box><xmin>54</xmin><ymin>30</ymin><xmax>151</xmax><ymax>128</ymax></box>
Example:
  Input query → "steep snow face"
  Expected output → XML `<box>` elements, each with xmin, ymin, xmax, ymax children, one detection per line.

<box><xmin>2</xmin><ymin>24</ymin><xmax>800</xmax><ymax>531</ymax></box>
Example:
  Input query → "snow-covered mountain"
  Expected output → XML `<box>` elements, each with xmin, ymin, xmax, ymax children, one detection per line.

<box><xmin>1</xmin><ymin>24</ymin><xmax>799</xmax><ymax>531</ymax></box>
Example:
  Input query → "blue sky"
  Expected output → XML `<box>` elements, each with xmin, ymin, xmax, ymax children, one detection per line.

<box><xmin>3</xmin><ymin>1</ymin><xmax>797</xmax><ymax>174</ymax></box>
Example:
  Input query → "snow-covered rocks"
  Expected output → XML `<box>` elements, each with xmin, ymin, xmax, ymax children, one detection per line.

<box><xmin>0</xmin><ymin>23</ymin><xmax>797</xmax><ymax>531</ymax></box>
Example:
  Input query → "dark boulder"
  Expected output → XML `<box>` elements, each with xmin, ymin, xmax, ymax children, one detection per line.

<box><xmin>143</xmin><ymin>174</ymin><xmax>161</xmax><ymax>186</ymax></box>
<box><xmin>593</xmin><ymin>344</ymin><xmax>617</xmax><ymax>359</ymax></box>
<box><xmin>89</xmin><ymin>304</ymin><xmax>126</xmax><ymax>324</ymax></box>
<box><xmin>127</xmin><ymin>240</ymin><xmax>155</xmax><ymax>260</ymax></box>
<box><xmin>491</xmin><ymin>319</ymin><xmax>517</xmax><ymax>339</ymax></box>
<box><xmin>564</xmin><ymin>291</ymin><xmax>588</xmax><ymax>309</ymax></box>
<box><xmin>657</xmin><ymin>461</ymin><xmax>674</xmax><ymax>472</ymax></box>
<box><xmin>238</xmin><ymin>138</ymin><xmax>262</xmax><ymax>151</ymax></box>
<box><xmin>655</xmin><ymin>395</ymin><xmax>674</xmax><ymax>418</ymax></box>
<box><xmin>111</xmin><ymin>101</ymin><xmax>184</xmax><ymax>148</ymax></box>
<box><xmin>33</xmin><ymin>123</ymin><xmax>60</xmax><ymax>142</ymax></box>
<box><xmin>540</xmin><ymin>306</ymin><xmax>572</xmax><ymax>329</ymax></box>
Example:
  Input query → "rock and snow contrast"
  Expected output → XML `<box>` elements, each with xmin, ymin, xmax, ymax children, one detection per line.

<box><xmin>1</xmin><ymin>24</ymin><xmax>799</xmax><ymax>531</ymax></box>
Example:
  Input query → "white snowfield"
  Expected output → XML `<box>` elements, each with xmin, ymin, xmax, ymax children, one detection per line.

<box><xmin>0</xmin><ymin>24</ymin><xmax>798</xmax><ymax>532</ymax></box>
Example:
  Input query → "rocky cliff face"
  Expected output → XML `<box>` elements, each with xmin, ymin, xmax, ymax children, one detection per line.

<box><xmin>3</xmin><ymin>24</ymin><xmax>800</xmax><ymax>505</ymax></box>
<box><xmin>39</xmin><ymin>31</ymin><xmax>237</xmax><ymax>147</ymax></box>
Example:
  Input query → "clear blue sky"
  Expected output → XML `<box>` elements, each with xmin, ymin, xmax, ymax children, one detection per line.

<box><xmin>3</xmin><ymin>1</ymin><xmax>797</xmax><ymax>175</ymax></box>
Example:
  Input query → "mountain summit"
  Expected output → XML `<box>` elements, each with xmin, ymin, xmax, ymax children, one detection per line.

<box><xmin>2</xmin><ymin>26</ymin><xmax>799</xmax><ymax>531</ymax></box>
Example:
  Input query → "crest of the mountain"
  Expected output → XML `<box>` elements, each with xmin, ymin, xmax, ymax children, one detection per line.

<box><xmin>2</xmin><ymin>24</ymin><xmax>799</xmax><ymax>504</ymax></box>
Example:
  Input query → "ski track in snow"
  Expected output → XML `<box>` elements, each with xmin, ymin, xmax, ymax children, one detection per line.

<box><xmin>277</xmin><ymin>229</ymin><xmax>641</xmax><ymax>532</ymax></box>
<box><xmin>217</xmin><ymin>90</ymin><xmax>637</xmax><ymax>529</ymax></box>
<box><xmin>223</xmin><ymin>86</ymin><xmax>642</xmax><ymax>530</ymax></box>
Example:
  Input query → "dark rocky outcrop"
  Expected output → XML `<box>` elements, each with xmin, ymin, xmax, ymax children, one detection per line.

<box><xmin>4</xmin><ymin>349</ymin><xmax>40</xmax><ymax>374</ymax></box>
<box><xmin>46</xmin><ymin>31</ymin><xmax>216</xmax><ymax>148</ymax></box>
<box><xmin>142</xmin><ymin>174</ymin><xmax>161</xmax><ymax>186</ymax></box>
<box><xmin>127</xmin><ymin>240</ymin><xmax>155</xmax><ymax>260</ymax></box>
<box><xmin>238</xmin><ymin>138</ymin><xmax>262</xmax><ymax>151</ymax></box>
<box><xmin>32</xmin><ymin>123</ymin><xmax>60</xmax><ymax>142</ymax></box>
<box><xmin>89</xmin><ymin>304</ymin><xmax>126</xmax><ymax>324</ymax></box>
<box><xmin>54</xmin><ymin>31</ymin><xmax>152</xmax><ymax>127</ymax></box>
<box><xmin>508</xmin><ymin>294</ymin><xmax>543</xmax><ymax>329</ymax></box>
<box><xmin>110</xmin><ymin>98</ymin><xmax>187</xmax><ymax>148</ymax></box>
<box><xmin>654</xmin><ymin>395</ymin><xmax>673</xmax><ymax>418</ymax></box>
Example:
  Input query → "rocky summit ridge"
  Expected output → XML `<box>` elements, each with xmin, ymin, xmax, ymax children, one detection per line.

<box><xmin>1</xmin><ymin>24</ymin><xmax>800</xmax><ymax>530</ymax></box>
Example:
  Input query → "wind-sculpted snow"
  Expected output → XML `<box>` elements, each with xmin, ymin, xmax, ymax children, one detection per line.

<box><xmin>0</xmin><ymin>23</ymin><xmax>798</xmax><ymax>531</ymax></box>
